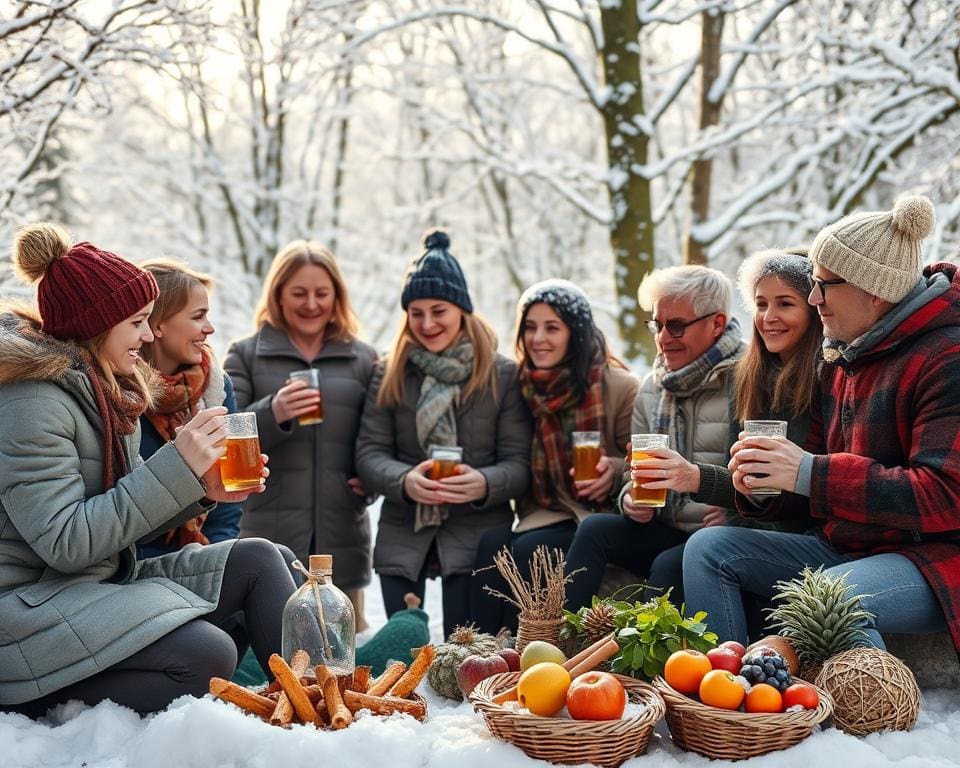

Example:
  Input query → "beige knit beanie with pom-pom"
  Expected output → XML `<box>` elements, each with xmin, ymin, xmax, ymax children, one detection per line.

<box><xmin>810</xmin><ymin>195</ymin><xmax>936</xmax><ymax>304</ymax></box>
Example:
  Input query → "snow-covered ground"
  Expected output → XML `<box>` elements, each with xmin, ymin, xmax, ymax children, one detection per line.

<box><xmin>3</xmin><ymin>503</ymin><xmax>959</xmax><ymax>767</ymax></box>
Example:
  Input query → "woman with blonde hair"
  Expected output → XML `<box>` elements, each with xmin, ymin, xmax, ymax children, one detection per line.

<box><xmin>356</xmin><ymin>230</ymin><xmax>531</xmax><ymax>637</ymax></box>
<box><xmin>137</xmin><ymin>258</ymin><xmax>243</xmax><ymax>557</ymax></box>
<box><xmin>0</xmin><ymin>224</ymin><xmax>292</xmax><ymax>716</ymax></box>
<box><xmin>225</xmin><ymin>240</ymin><xmax>377</xmax><ymax>629</ymax></box>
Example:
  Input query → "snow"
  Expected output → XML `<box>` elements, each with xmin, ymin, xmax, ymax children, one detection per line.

<box><xmin>3</xmin><ymin>503</ymin><xmax>958</xmax><ymax>767</ymax></box>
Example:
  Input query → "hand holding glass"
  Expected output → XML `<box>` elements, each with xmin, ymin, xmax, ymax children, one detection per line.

<box><xmin>429</xmin><ymin>445</ymin><xmax>462</xmax><ymax>480</ymax></box>
<box><xmin>743</xmin><ymin>420</ymin><xmax>788</xmax><ymax>496</ymax></box>
<box><xmin>288</xmin><ymin>368</ymin><xmax>323</xmax><ymax>425</ymax></box>
<box><xmin>631</xmin><ymin>433</ymin><xmax>669</xmax><ymax>507</ymax></box>
<box><xmin>572</xmin><ymin>431</ymin><xmax>602</xmax><ymax>482</ymax></box>
<box><xmin>219</xmin><ymin>412</ymin><xmax>262</xmax><ymax>492</ymax></box>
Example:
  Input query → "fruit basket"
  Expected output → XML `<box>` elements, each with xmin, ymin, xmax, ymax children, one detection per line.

<box><xmin>653</xmin><ymin>676</ymin><xmax>833</xmax><ymax>760</ymax></box>
<box><xmin>470</xmin><ymin>672</ymin><xmax>664</xmax><ymax>768</ymax></box>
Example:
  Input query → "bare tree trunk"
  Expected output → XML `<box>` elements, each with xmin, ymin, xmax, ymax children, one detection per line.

<box><xmin>600</xmin><ymin>1</ymin><xmax>655</xmax><ymax>362</ymax></box>
<box><xmin>684</xmin><ymin>9</ymin><xmax>725</xmax><ymax>265</ymax></box>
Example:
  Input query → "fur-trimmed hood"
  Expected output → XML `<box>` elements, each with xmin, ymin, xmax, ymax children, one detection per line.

<box><xmin>0</xmin><ymin>301</ymin><xmax>159</xmax><ymax>395</ymax></box>
<box><xmin>0</xmin><ymin>301</ymin><xmax>84</xmax><ymax>386</ymax></box>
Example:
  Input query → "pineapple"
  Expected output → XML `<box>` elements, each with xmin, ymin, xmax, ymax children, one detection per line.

<box><xmin>765</xmin><ymin>566</ymin><xmax>873</xmax><ymax>674</ymax></box>
<box><xmin>427</xmin><ymin>624</ymin><xmax>501</xmax><ymax>700</ymax></box>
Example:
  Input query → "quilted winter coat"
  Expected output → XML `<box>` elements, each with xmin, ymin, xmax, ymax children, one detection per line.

<box><xmin>0</xmin><ymin>306</ymin><xmax>233</xmax><ymax>705</ymax></box>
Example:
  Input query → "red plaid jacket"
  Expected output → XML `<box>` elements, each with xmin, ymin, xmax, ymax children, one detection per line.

<box><xmin>742</xmin><ymin>262</ymin><xmax>960</xmax><ymax>654</ymax></box>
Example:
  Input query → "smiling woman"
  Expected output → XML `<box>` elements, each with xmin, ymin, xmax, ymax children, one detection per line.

<box><xmin>224</xmin><ymin>240</ymin><xmax>378</xmax><ymax>631</ymax></box>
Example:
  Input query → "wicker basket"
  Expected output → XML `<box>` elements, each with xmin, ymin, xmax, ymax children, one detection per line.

<box><xmin>470</xmin><ymin>672</ymin><xmax>664</xmax><ymax>768</ymax></box>
<box><xmin>653</xmin><ymin>676</ymin><xmax>833</xmax><ymax>760</ymax></box>
<box><xmin>516</xmin><ymin>615</ymin><xmax>564</xmax><ymax>654</ymax></box>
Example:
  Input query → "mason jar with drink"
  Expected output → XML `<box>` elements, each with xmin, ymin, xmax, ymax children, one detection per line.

<box><xmin>630</xmin><ymin>433</ymin><xmax>670</xmax><ymax>507</ymax></box>
<box><xmin>429</xmin><ymin>445</ymin><xmax>463</xmax><ymax>480</ymax></box>
<box><xmin>219</xmin><ymin>412</ymin><xmax>262</xmax><ymax>491</ymax></box>
<box><xmin>288</xmin><ymin>368</ymin><xmax>324</xmax><ymax>426</ymax></box>
<box><xmin>572</xmin><ymin>430</ymin><xmax>602</xmax><ymax>482</ymax></box>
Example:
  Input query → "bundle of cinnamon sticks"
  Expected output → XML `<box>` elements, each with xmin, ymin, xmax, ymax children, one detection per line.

<box><xmin>210</xmin><ymin>645</ymin><xmax>436</xmax><ymax>729</ymax></box>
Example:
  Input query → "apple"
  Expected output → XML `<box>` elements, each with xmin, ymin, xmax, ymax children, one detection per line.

<box><xmin>497</xmin><ymin>647</ymin><xmax>521</xmax><ymax>672</ymax></box>
<box><xmin>706</xmin><ymin>646</ymin><xmax>743</xmax><ymax>674</ymax></box>
<box><xmin>566</xmin><ymin>671</ymin><xmax>626</xmax><ymax>721</ymax></box>
<box><xmin>457</xmin><ymin>653</ymin><xmax>509</xmax><ymax>698</ymax></box>
<box><xmin>718</xmin><ymin>640</ymin><xmax>746</xmax><ymax>659</ymax></box>
<box><xmin>519</xmin><ymin>640</ymin><xmax>566</xmax><ymax>672</ymax></box>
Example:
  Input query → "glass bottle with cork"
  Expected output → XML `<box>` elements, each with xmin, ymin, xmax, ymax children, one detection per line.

<box><xmin>282</xmin><ymin>554</ymin><xmax>356</xmax><ymax>675</ymax></box>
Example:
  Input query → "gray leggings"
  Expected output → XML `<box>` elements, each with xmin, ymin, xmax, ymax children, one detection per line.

<box><xmin>8</xmin><ymin>538</ymin><xmax>296</xmax><ymax>717</ymax></box>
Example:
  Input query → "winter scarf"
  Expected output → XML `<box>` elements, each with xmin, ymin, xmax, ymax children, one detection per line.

<box><xmin>520</xmin><ymin>355</ymin><xmax>605</xmax><ymax>509</ymax></box>
<box><xmin>80</xmin><ymin>350</ymin><xmax>148</xmax><ymax>491</ymax></box>
<box><xmin>144</xmin><ymin>345</ymin><xmax>215</xmax><ymax>547</ymax></box>
<box><xmin>653</xmin><ymin>318</ymin><xmax>743</xmax><ymax>452</ymax></box>
<box><xmin>407</xmin><ymin>336</ymin><xmax>474</xmax><ymax>532</ymax></box>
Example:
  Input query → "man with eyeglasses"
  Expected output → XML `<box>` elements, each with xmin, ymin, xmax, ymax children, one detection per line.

<box><xmin>566</xmin><ymin>265</ymin><xmax>745</xmax><ymax>611</ymax></box>
<box><xmin>684</xmin><ymin>195</ymin><xmax>960</xmax><ymax>656</ymax></box>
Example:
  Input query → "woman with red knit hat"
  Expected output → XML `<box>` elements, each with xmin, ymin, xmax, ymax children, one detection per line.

<box><xmin>0</xmin><ymin>223</ymin><xmax>296</xmax><ymax>716</ymax></box>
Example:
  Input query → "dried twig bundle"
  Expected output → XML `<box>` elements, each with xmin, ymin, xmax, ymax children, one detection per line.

<box><xmin>483</xmin><ymin>545</ymin><xmax>579</xmax><ymax>621</ymax></box>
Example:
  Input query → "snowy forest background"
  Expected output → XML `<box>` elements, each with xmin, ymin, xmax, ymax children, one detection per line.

<box><xmin>1</xmin><ymin>0</ymin><xmax>959</xmax><ymax>362</ymax></box>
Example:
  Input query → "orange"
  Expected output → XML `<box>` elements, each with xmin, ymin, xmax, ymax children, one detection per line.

<box><xmin>745</xmin><ymin>683</ymin><xmax>783</xmax><ymax>713</ymax></box>
<box><xmin>516</xmin><ymin>661</ymin><xmax>571</xmax><ymax>716</ymax></box>
<box><xmin>664</xmin><ymin>649</ymin><xmax>713</xmax><ymax>694</ymax></box>
<box><xmin>699</xmin><ymin>669</ymin><xmax>746</xmax><ymax>710</ymax></box>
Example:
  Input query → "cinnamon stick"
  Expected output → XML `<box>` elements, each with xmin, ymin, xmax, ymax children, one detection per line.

<box><xmin>316</xmin><ymin>664</ymin><xmax>353</xmax><ymax>730</ymax></box>
<box><xmin>269</xmin><ymin>653</ymin><xmax>321</xmax><ymax>726</ymax></box>
<box><xmin>342</xmin><ymin>690</ymin><xmax>427</xmax><ymax>721</ymax></box>
<box><xmin>387</xmin><ymin>644</ymin><xmax>435</xmax><ymax>699</ymax></box>
<box><xmin>270</xmin><ymin>650</ymin><xmax>312</xmax><ymax>725</ymax></box>
<box><xmin>367</xmin><ymin>661</ymin><xmax>407</xmax><ymax>696</ymax></box>
<box><xmin>351</xmin><ymin>665</ymin><xmax>372</xmax><ymax>693</ymax></box>
<box><xmin>209</xmin><ymin>677</ymin><xmax>276</xmax><ymax>718</ymax></box>
<box><xmin>491</xmin><ymin>633</ymin><xmax>619</xmax><ymax>705</ymax></box>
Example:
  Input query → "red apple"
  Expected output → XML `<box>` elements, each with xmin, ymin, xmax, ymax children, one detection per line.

<box><xmin>497</xmin><ymin>647</ymin><xmax>521</xmax><ymax>672</ymax></box>
<box><xmin>718</xmin><ymin>640</ymin><xmax>746</xmax><ymax>660</ymax></box>
<box><xmin>457</xmin><ymin>653</ymin><xmax>509</xmax><ymax>698</ymax></box>
<box><xmin>706</xmin><ymin>646</ymin><xmax>743</xmax><ymax>674</ymax></box>
<box><xmin>566</xmin><ymin>671</ymin><xmax>626</xmax><ymax>720</ymax></box>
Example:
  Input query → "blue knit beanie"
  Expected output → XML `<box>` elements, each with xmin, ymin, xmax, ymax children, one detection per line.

<box><xmin>400</xmin><ymin>230</ymin><xmax>474</xmax><ymax>313</ymax></box>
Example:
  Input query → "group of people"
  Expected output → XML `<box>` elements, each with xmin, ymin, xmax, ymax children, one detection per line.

<box><xmin>1</xmin><ymin>192</ymin><xmax>958</xmax><ymax>720</ymax></box>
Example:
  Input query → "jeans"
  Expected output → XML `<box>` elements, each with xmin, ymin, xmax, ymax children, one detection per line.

<box><xmin>564</xmin><ymin>513</ymin><xmax>689</xmax><ymax>611</ymax></box>
<box><xmin>682</xmin><ymin>526</ymin><xmax>948</xmax><ymax>646</ymax></box>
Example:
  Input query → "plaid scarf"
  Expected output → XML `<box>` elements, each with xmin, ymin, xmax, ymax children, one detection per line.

<box><xmin>144</xmin><ymin>345</ymin><xmax>214</xmax><ymax>547</ymax></box>
<box><xmin>407</xmin><ymin>335</ymin><xmax>474</xmax><ymax>532</ymax></box>
<box><xmin>520</xmin><ymin>356</ymin><xmax>605</xmax><ymax>509</ymax></box>
<box><xmin>80</xmin><ymin>351</ymin><xmax>148</xmax><ymax>491</ymax></box>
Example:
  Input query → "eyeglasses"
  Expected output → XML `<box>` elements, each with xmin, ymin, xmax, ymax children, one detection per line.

<box><xmin>645</xmin><ymin>312</ymin><xmax>718</xmax><ymax>339</ymax></box>
<box><xmin>811</xmin><ymin>276</ymin><xmax>847</xmax><ymax>299</ymax></box>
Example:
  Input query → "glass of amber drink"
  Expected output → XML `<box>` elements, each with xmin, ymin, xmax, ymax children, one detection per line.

<box><xmin>572</xmin><ymin>431</ymin><xmax>602</xmax><ymax>481</ymax></box>
<box><xmin>743</xmin><ymin>420</ymin><xmax>788</xmax><ymax>496</ymax></box>
<box><xmin>429</xmin><ymin>445</ymin><xmax>463</xmax><ymax>480</ymax></box>
<box><xmin>630</xmin><ymin>433</ymin><xmax>669</xmax><ymax>507</ymax></box>
<box><xmin>289</xmin><ymin>368</ymin><xmax>323</xmax><ymax>425</ymax></box>
<box><xmin>219</xmin><ymin>412</ymin><xmax>262</xmax><ymax>491</ymax></box>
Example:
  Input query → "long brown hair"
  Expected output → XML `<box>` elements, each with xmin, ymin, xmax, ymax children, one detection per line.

<box><xmin>734</xmin><ymin>293</ymin><xmax>821</xmax><ymax>422</ymax></box>
<box><xmin>255</xmin><ymin>240</ymin><xmax>360</xmax><ymax>342</ymax></box>
<box><xmin>138</xmin><ymin>257</ymin><xmax>213</xmax><ymax>367</ymax></box>
<box><xmin>377</xmin><ymin>309</ymin><xmax>499</xmax><ymax>408</ymax></box>
<box><xmin>82</xmin><ymin>331</ymin><xmax>156</xmax><ymax>408</ymax></box>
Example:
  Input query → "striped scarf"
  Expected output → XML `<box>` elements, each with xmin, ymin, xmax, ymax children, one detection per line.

<box><xmin>407</xmin><ymin>336</ymin><xmax>474</xmax><ymax>532</ymax></box>
<box><xmin>520</xmin><ymin>356</ymin><xmax>605</xmax><ymax>510</ymax></box>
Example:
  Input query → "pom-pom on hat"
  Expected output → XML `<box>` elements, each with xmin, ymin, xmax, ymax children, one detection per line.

<box><xmin>737</xmin><ymin>247</ymin><xmax>812</xmax><ymax>310</ymax></box>
<box><xmin>517</xmin><ymin>278</ymin><xmax>595</xmax><ymax>336</ymax></box>
<box><xmin>400</xmin><ymin>229</ymin><xmax>473</xmax><ymax>313</ymax></box>
<box><xmin>810</xmin><ymin>195</ymin><xmax>936</xmax><ymax>304</ymax></box>
<box><xmin>12</xmin><ymin>222</ymin><xmax>158</xmax><ymax>341</ymax></box>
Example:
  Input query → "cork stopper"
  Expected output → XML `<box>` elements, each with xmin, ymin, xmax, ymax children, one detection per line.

<box><xmin>309</xmin><ymin>554</ymin><xmax>333</xmax><ymax>572</ymax></box>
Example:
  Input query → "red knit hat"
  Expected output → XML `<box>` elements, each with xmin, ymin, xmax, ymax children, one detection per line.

<box><xmin>35</xmin><ymin>241</ymin><xmax>159</xmax><ymax>341</ymax></box>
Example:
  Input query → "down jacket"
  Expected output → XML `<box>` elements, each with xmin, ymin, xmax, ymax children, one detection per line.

<box><xmin>0</xmin><ymin>305</ymin><xmax>233</xmax><ymax>706</ymax></box>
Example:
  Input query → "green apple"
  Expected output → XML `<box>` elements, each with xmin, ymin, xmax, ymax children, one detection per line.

<box><xmin>519</xmin><ymin>640</ymin><xmax>566</xmax><ymax>672</ymax></box>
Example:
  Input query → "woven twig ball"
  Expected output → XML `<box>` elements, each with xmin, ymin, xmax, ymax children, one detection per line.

<box><xmin>815</xmin><ymin>648</ymin><xmax>921</xmax><ymax>735</ymax></box>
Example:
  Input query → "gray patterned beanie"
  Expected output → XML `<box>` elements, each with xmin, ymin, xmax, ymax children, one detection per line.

<box><xmin>810</xmin><ymin>195</ymin><xmax>935</xmax><ymax>303</ymax></box>
<box><xmin>737</xmin><ymin>247</ymin><xmax>811</xmax><ymax>309</ymax></box>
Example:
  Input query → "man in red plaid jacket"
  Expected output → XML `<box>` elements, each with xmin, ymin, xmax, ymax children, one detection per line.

<box><xmin>682</xmin><ymin>195</ymin><xmax>960</xmax><ymax>658</ymax></box>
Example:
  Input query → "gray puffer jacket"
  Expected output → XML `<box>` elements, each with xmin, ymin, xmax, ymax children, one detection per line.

<box><xmin>224</xmin><ymin>324</ymin><xmax>377</xmax><ymax>590</ymax></box>
<box><xmin>0</xmin><ymin>306</ymin><xmax>232</xmax><ymax>706</ymax></box>
<box><xmin>356</xmin><ymin>354</ymin><xmax>531</xmax><ymax>581</ymax></box>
